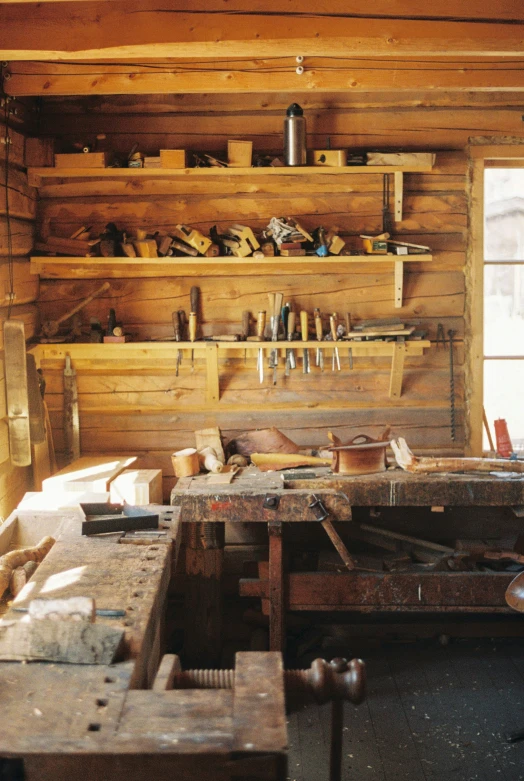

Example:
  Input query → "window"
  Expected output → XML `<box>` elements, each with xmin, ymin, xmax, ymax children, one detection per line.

<box><xmin>483</xmin><ymin>166</ymin><xmax>524</xmax><ymax>454</ymax></box>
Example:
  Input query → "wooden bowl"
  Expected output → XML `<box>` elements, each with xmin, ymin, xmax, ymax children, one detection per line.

<box><xmin>328</xmin><ymin>435</ymin><xmax>388</xmax><ymax>475</ymax></box>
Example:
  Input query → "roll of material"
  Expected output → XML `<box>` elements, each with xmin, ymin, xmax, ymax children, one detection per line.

<box><xmin>172</xmin><ymin>447</ymin><xmax>200</xmax><ymax>478</ymax></box>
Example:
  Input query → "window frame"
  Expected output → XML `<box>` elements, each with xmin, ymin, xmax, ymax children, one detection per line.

<box><xmin>468</xmin><ymin>145</ymin><xmax>524</xmax><ymax>455</ymax></box>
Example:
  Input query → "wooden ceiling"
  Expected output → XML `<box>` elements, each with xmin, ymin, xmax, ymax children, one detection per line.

<box><xmin>1</xmin><ymin>1</ymin><xmax>524</xmax><ymax>97</ymax></box>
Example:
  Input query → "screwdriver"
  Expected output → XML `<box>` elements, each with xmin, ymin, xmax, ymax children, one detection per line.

<box><xmin>330</xmin><ymin>313</ymin><xmax>341</xmax><ymax>371</ymax></box>
<box><xmin>300</xmin><ymin>310</ymin><xmax>310</xmax><ymax>374</ymax></box>
<box><xmin>314</xmin><ymin>307</ymin><xmax>324</xmax><ymax>371</ymax></box>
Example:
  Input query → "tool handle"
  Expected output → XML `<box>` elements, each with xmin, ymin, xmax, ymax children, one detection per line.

<box><xmin>330</xmin><ymin>313</ymin><xmax>338</xmax><ymax>342</ymax></box>
<box><xmin>256</xmin><ymin>310</ymin><xmax>266</xmax><ymax>339</ymax></box>
<box><xmin>288</xmin><ymin>311</ymin><xmax>296</xmax><ymax>341</ymax></box>
<box><xmin>267</xmin><ymin>293</ymin><xmax>275</xmax><ymax>320</ymax></box>
<box><xmin>241</xmin><ymin>310</ymin><xmax>250</xmax><ymax>340</ymax></box>
<box><xmin>172</xmin><ymin>311</ymin><xmax>181</xmax><ymax>341</ymax></box>
<box><xmin>178</xmin><ymin>310</ymin><xmax>186</xmax><ymax>340</ymax></box>
<box><xmin>314</xmin><ymin>308</ymin><xmax>323</xmax><ymax>341</ymax></box>
<box><xmin>300</xmin><ymin>311</ymin><xmax>309</xmax><ymax>342</ymax></box>
<box><xmin>272</xmin><ymin>293</ymin><xmax>283</xmax><ymax>341</ymax></box>
<box><xmin>281</xmin><ymin>304</ymin><xmax>290</xmax><ymax>339</ymax></box>
<box><xmin>56</xmin><ymin>281</ymin><xmax>110</xmax><ymax>326</ymax></box>
<box><xmin>190</xmin><ymin>286</ymin><xmax>200</xmax><ymax>316</ymax></box>
<box><xmin>345</xmin><ymin>312</ymin><xmax>351</xmax><ymax>335</ymax></box>
<box><xmin>188</xmin><ymin>312</ymin><xmax>197</xmax><ymax>343</ymax></box>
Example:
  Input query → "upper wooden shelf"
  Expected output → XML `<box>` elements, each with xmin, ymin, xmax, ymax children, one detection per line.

<box><xmin>30</xmin><ymin>254</ymin><xmax>433</xmax><ymax>279</ymax></box>
<box><xmin>27</xmin><ymin>164</ymin><xmax>433</xmax><ymax>187</ymax></box>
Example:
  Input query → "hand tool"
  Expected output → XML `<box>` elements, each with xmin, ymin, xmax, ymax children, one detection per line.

<box><xmin>270</xmin><ymin>292</ymin><xmax>283</xmax><ymax>385</ymax></box>
<box><xmin>382</xmin><ymin>173</ymin><xmax>392</xmax><ymax>235</ymax></box>
<box><xmin>436</xmin><ymin>322</ymin><xmax>445</xmax><ymax>349</ymax></box>
<box><xmin>300</xmin><ymin>310</ymin><xmax>310</xmax><ymax>374</ymax></box>
<box><xmin>256</xmin><ymin>310</ymin><xmax>266</xmax><ymax>383</ymax></box>
<box><xmin>173</xmin><ymin>311</ymin><xmax>183</xmax><ymax>376</ymax></box>
<box><xmin>241</xmin><ymin>310</ymin><xmax>250</xmax><ymax>364</ymax></box>
<box><xmin>173</xmin><ymin>224</ymin><xmax>212</xmax><ymax>255</ymax></box>
<box><xmin>63</xmin><ymin>354</ymin><xmax>80</xmax><ymax>465</ymax></box>
<box><xmin>281</xmin><ymin>303</ymin><xmax>290</xmax><ymax>376</ymax></box>
<box><xmin>330</xmin><ymin>313</ymin><xmax>341</xmax><ymax>371</ymax></box>
<box><xmin>285</xmin><ymin>308</ymin><xmax>296</xmax><ymax>376</ymax></box>
<box><xmin>190</xmin><ymin>286</ymin><xmax>200</xmax><ymax>370</ymax></box>
<box><xmin>40</xmin><ymin>281</ymin><xmax>110</xmax><ymax>339</ymax></box>
<box><xmin>345</xmin><ymin>312</ymin><xmax>353</xmax><ymax>369</ymax></box>
<box><xmin>314</xmin><ymin>307</ymin><xmax>324</xmax><ymax>371</ymax></box>
<box><xmin>448</xmin><ymin>328</ymin><xmax>456</xmax><ymax>442</ymax></box>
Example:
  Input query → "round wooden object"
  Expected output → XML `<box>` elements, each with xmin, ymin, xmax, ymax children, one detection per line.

<box><xmin>172</xmin><ymin>447</ymin><xmax>200</xmax><ymax>478</ymax></box>
<box><xmin>329</xmin><ymin>435</ymin><xmax>387</xmax><ymax>475</ymax></box>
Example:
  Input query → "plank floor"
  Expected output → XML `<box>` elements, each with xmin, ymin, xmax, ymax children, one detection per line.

<box><xmin>287</xmin><ymin>639</ymin><xmax>524</xmax><ymax>781</ymax></box>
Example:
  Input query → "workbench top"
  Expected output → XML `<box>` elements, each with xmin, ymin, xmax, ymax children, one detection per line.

<box><xmin>171</xmin><ymin>466</ymin><xmax>524</xmax><ymax>509</ymax></box>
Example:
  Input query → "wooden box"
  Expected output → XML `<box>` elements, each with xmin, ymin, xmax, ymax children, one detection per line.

<box><xmin>311</xmin><ymin>149</ymin><xmax>347</xmax><ymax>167</ymax></box>
<box><xmin>54</xmin><ymin>152</ymin><xmax>108</xmax><ymax>168</ymax></box>
<box><xmin>110</xmin><ymin>468</ymin><xmax>163</xmax><ymax>505</ymax></box>
<box><xmin>227</xmin><ymin>140</ymin><xmax>252</xmax><ymax>167</ymax></box>
<box><xmin>160</xmin><ymin>149</ymin><xmax>188</xmax><ymax>168</ymax></box>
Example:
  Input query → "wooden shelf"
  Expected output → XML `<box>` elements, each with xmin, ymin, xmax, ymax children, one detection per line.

<box><xmin>27</xmin><ymin>164</ymin><xmax>433</xmax><ymax>187</ymax></box>
<box><xmin>32</xmin><ymin>340</ymin><xmax>430</xmax><ymax>402</ymax></box>
<box><xmin>30</xmin><ymin>254</ymin><xmax>432</xmax><ymax>278</ymax></box>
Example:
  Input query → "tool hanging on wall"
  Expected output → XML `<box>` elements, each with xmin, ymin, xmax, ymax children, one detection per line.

<box><xmin>63</xmin><ymin>354</ymin><xmax>80</xmax><ymax>464</ymax></box>
<box><xmin>301</xmin><ymin>310</ymin><xmax>310</xmax><ymax>374</ymax></box>
<box><xmin>173</xmin><ymin>311</ymin><xmax>183</xmax><ymax>376</ymax></box>
<box><xmin>448</xmin><ymin>328</ymin><xmax>456</xmax><ymax>442</ymax></box>
<box><xmin>382</xmin><ymin>173</ymin><xmax>392</xmax><ymax>235</ymax></box>
<box><xmin>256</xmin><ymin>310</ymin><xmax>266</xmax><ymax>383</ymax></box>
<box><xmin>314</xmin><ymin>308</ymin><xmax>324</xmax><ymax>371</ymax></box>
<box><xmin>40</xmin><ymin>281</ymin><xmax>111</xmax><ymax>341</ymax></box>
<box><xmin>330</xmin><ymin>313</ymin><xmax>341</xmax><ymax>371</ymax></box>
<box><xmin>189</xmin><ymin>286</ymin><xmax>200</xmax><ymax>370</ymax></box>
<box><xmin>269</xmin><ymin>292</ymin><xmax>283</xmax><ymax>385</ymax></box>
<box><xmin>345</xmin><ymin>313</ymin><xmax>353</xmax><ymax>369</ymax></box>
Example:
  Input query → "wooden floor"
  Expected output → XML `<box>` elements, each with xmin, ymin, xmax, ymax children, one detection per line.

<box><xmin>287</xmin><ymin>639</ymin><xmax>524</xmax><ymax>781</ymax></box>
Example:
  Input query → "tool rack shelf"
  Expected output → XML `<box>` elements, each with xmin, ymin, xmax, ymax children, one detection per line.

<box><xmin>31</xmin><ymin>340</ymin><xmax>431</xmax><ymax>403</ymax></box>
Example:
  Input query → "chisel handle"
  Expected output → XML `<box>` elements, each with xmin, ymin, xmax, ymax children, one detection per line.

<box><xmin>256</xmin><ymin>310</ymin><xmax>266</xmax><ymax>340</ymax></box>
<box><xmin>300</xmin><ymin>311</ymin><xmax>309</xmax><ymax>342</ymax></box>
<box><xmin>241</xmin><ymin>310</ymin><xmax>250</xmax><ymax>340</ymax></box>
<box><xmin>288</xmin><ymin>311</ymin><xmax>296</xmax><ymax>341</ymax></box>
<box><xmin>330</xmin><ymin>313</ymin><xmax>338</xmax><ymax>341</ymax></box>
<box><xmin>314</xmin><ymin>308</ymin><xmax>323</xmax><ymax>341</ymax></box>
<box><xmin>172</xmin><ymin>311</ymin><xmax>181</xmax><ymax>341</ymax></box>
<box><xmin>267</xmin><ymin>293</ymin><xmax>275</xmax><ymax>320</ymax></box>
<box><xmin>189</xmin><ymin>311</ymin><xmax>197</xmax><ymax>343</ymax></box>
<box><xmin>345</xmin><ymin>312</ymin><xmax>351</xmax><ymax>335</ymax></box>
<box><xmin>190</xmin><ymin>286</ymin><xmax>200</xmax><ymax>315</ymax></box>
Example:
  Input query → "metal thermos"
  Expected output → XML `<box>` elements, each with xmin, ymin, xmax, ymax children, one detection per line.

<box><xmin>284</xmin><ymin>103</ymin><xmax>307</xmax><ymax>166</ymax></box>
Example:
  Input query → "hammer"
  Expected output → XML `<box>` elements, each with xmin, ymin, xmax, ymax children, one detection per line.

<box><xmin>41</xmin><ymin>281</ymin><xmax>111</xmax><ymax>338</ymax></box>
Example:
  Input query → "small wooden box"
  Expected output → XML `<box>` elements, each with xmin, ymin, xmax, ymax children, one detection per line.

<box><xmin>228</xmin><ymin>140</ymin><xmax>252</xmax><ymax>168</ymax></box>
<box><xmin>110</xmin><ymin>468</ymin><xmax>163</xmax><ymax>505</ymax></box>
<box><xmin>160</xmin><ymin>149</ymin><xmax>188</xmax><ymax>169</ymax></box>
<box><xmin>54</xmin><ymin>152</ymin><xmax>108</xmax><ymax>169</ymax></box>
<box><xmin>311</xmin><ymin>149</ymin><xmax>347</xmax><ymax>167</ymax></box>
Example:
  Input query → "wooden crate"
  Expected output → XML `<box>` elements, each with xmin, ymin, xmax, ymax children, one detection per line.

<box><xmin>160</xmin><ymin>149</ymin><xmax>187</xmax><ymax>168</ymax></box>
<box><xmin>227</xmin><ymin>140</ymin><xmax>252</xmax><ymax>167</ymax></box>
<box><xmin>54</xmin><ymin>152</ymin><xmax>108</xmax><ymax>168</ymax></box>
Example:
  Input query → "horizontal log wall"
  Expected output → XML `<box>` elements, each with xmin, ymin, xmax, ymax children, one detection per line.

<box><xmin>0</xmin><ymin>101</ymin><xmax>40</xmax><ymax>516</ymax></box>
<box><xmin>33</xmin><ymin>92</ymin><xmax>479</xmax><ymax>498</ymax></box>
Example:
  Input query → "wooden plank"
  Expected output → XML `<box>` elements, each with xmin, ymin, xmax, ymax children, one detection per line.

<box><xmin>467</xmin><ymin>154</ymin><xmax>484</xmax><ymax>456</ymax></box>
<box><xmin>4</xmin><ymin>319</ymin><xmax>31</xmax><ymax>467</ymax></box>
<box><xmin>0</xmin><ymin>216</ymin><xmax>34</xmax><ymax>256</ymax></box>
<box><xmin>30</xmin><ymin>255</ymin><xmax>432</xmax><ymax>279</ymax></box>
<box><xmin>268</xmin><ymin>522</ymin><xmax>284</xmax><ymax>653</ymax></box>
<box><xmin>12</xmin><ymin>57</ymin><xmax>524</xmax><ymax>96</ymax></box>
<box><xmin>110</xmin><ymin>468</ymin><xmax>163</xmax><ymax>505</ymax></box>
<box><xmin>388</xmin><ymin>339</ymin><xmax>407</xmax><ymax>398</ymax></box>
<box><xmin>42</xmin><ymin>454</ymin><xmax>136</xmax><ymax>492</ymax></box>
<box><xmin>0</xmin><ymin>165</ymin><xmax>37</xmax><ymax>220</ymax></box>
<box><xmin>1</xmin><ymin>7</ymin><xmax>524</xmax><ymax>60</ymax></box>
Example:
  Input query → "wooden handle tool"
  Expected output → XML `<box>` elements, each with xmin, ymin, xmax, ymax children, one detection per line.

<box><xmin>330</xmin><ymin>313</ymin><xmax>341</xmax><ymax>371</ymax></box>
<box><xmin>241</xmin><ymin>311</ymin><xmax>250</xmax><ymax>340</ymax></box>
<box><xmin>345</xmin><ymin>312</ymin><xmax>353</xmax><ymax>369</ymax></box>
<box><xmin>300</xmin><ymin>311</ymin><xmax>310</xmax><ymax>374</ymax></box>
<box><xmin>287</xmin><ymin>310</ymin><xmax>296</xmax><ymax>340</ymax></box>
<box><xmin>188</xmin><ymin>312</ymin><xmax>197</xmax><ymax>343</ymax></box>
<box><xmin>172</xmin><ymin>311</ymin><xmax>181</xmax><ymax>341</ymax></box>
<box><xmin>314</xmin><ymin>308</ymin><xmax>323</xmax><ymax>341</ymax></box>
<box><xmin>41</xmin><ymin>281</ymin><xmax>111</xmax><ymax>338</ymax></box>
<box><xmin>256</xmin><ymin>310</ymin><xmax>266</xmax><ymax>340</ymax></box>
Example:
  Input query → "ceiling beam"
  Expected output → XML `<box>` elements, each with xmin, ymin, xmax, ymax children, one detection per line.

<box><xmin>0</xmin><ymin>0</ymin><xmax>524</xmax><ymax>23</ymax></box>
<box><xmin>7</xmin><ymin>59</ymin><xmax>524</xmax><ymax>95</ymax></box>
<box><xmin>1</xmin><ymin>4</ymin><xmax>524</xmax><ymax>60</ymax></box>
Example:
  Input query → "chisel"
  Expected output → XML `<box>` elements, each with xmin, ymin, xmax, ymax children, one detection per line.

<box><xmin>287</xmin><ymin>309</ymin><xmax>297</xmax><ymax>374</ymax></box>
<box><xmin>257</xmin><ymin>310</ymin><xmax>266</xmax><ymax>383</ymax></box>
<box><xmin>271</xmin><ymin>292</ymin><xmax>283</xmax><ymax>385</ymax></box>
<box><xmin>190</xmin><ymin>286</ymin><xmax>199</xmax><ymax>370</ymax></box>
<box><xmin>330</xmin><ymin>313</ymin><xmax>341</xmax><ymax>371</ymax></box>
<box><xmin>281</xmin><ymin>303</ymin><xmax>290</xmax><ymax>377</ymax></box>
<box><xmin>314</xmin><ymin>307</ymin><xmax>324</xmax><ymax>371</ymax></box>
<box><xmin>173</xmin><ymin>310</ymin><xmax>182</xmax><ymax>377</ymax></box>
<box><xmin>242</xmin><ymin>310</ymin><xmax>250</xmax><ymax>364</ymax></box>
<box><xmin>300</xmin><ymin>310</ymin><xmax>310</xmax><ymax>374</ymax></box>
<box><xmin>345</xmin><ymin>312</ymin><xmax>353</xmax><ymax>369</ymax></box>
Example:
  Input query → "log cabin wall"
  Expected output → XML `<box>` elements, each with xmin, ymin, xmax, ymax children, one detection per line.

<box><xmin>2</xmin><ymin>2</ymin><xmax>523</xmax><ymax>501</ymax></box>
<box><xmin>0</xmin><ymin>99</ymin><xmax>40</xmax><ymax>516</ymax></box>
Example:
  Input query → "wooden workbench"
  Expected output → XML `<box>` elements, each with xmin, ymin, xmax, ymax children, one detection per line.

<box><xmin>0</xmin><ymin>504</ymin><xmax>287</xmax><ymax>780</ymax></box>
<box><xmin>171</xmin><ymin>467</ymin><xmax>524</xmax><ymax>653</ymax></box>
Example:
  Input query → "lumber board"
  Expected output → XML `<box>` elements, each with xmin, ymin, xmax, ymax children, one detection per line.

<box><xmin>42</xmin><ymin>455</ymin><xmax>136</xmax><ymax>492</ymax></box>
<box><xmin>1</xmin><ymin>7</ymin><xmax>524</xmax><ymax>60</ymax></box>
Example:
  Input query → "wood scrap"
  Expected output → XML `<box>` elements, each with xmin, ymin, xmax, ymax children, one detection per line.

<box><xmin>250</xmin><ymin>453</ymin><xmax>331</xmax><ymax>471</ymax></box>
<box><xmin>195</xmin><ymin>427</ymin><xmax>225</xmax><ymax>463</ymax></box>
<box><xmin>0</xmin><ymin>536</ymin><xmax>55</xmax><ymax>599</ymax></box>
<box><xmin>233</xmin><ymin>427</ymin><xmax>300</xmax><ymax>457</ymax></box>
<box><xmin>391</xmin><ymin>437</ymin><xmax>524</xmax><ymax>474</ymax></box>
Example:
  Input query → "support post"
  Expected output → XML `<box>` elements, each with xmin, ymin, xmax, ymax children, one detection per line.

<box><xmin>268</xmin><ymin>521</ymin><xmax>285</xmax><ymax>654</ymax></box>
